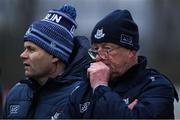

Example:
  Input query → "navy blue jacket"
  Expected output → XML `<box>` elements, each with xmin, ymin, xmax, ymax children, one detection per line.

<box><xmin>63</xmin><ymin>56</ymin><xmax>179</xmax><ymax>119</ymax></box>
<box><xmin>3</xmin><ymin>36</ymin><xmax>91</xmax><ymax>119</ymax></box>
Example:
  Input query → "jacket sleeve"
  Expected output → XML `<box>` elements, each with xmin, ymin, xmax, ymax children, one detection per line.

<box><xmin>91</xmin><ymin>77</ymin><xmax>176</xmax><ymax>119</ymax></box>
<box><xmin>62</xmin><ymin>82</ymin><xmax>93</xmax><ymax>119</ymax></box>
<box><xmin>62</xmin><ymin>96</ymin><xmax>78</xmax><ymax>118</ymax></box>
<box><xmin>3</xmin><ymin>82</ymin><xmax>34</xmax><ymax>119</ymax></box>
<box><xmin>62</xmin><ymin>83</ymin><xmax>85</xmax><ymax>119</ymax></box>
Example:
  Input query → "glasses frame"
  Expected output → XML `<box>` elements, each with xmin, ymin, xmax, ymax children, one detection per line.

<box><xmin>88</xmin><ymin>47</ymin><xmax>120</xmax><ymax>60</ymax></box>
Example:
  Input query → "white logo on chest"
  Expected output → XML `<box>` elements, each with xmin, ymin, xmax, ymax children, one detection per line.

<box><xmin>123</xmin><ymin>98</ymin><xmax>129</xmax><ymax>104</ymax></box>
<box><xmin>79</xmin><ymin>102</ymin><xmax>90</xmax><ymax>113</ymax></box>
<box><xmin>51</xmin><ymin>112</ymin><xmax>61</xmax><ymax>120</ymax></box>
<box><xmin>10</xmin><ymin>105</ymin><xmax>20</xmax><ymax>114</ymax></box>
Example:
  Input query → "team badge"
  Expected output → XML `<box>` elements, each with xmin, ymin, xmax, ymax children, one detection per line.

<box><xmin>79</xmin><ymin>102</ymin><xmax>90</xmax><ymax>113</ymax></box>
<box><xmin>94</xmin><ymin>28</ymin><xmax>105</xmax><ymax>39</ymax></box>
<box><xmin>25</xmin><ymin>25</ymin><xmax>33</xmax><ymax>35</ymax></box>
<box><xmin>123</xmin><ymin>98</ymin><xmax>129</xmax><ymax>105</ymax></box>
<box><xmin>10</xmin><ymin>105</ymin><xmax>20</xmax><ymax>114</ymax></box>
<box><xmin>120</xmin><ymin>34</ymin><xmax>133</xmax><ymax>45</ymax></box>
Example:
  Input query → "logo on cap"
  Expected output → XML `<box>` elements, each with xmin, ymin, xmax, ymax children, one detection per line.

<box><xmin>70</xmin><ymin>25</ymin><xmax>75</xmax><ymax>34</ymax></box>
<box><xmin>25</xmin><ymin>25</ymin><xmax>33</xmax><ymax>35</ymax></box>
<box><xmin>50</xmin><ymin>41</ymin><xmax>56</xmax><ymax>48</ymax></box>
<box><xmin>94</xmin><ymin>28</ymin><xmax>105</xmax><ymax>39</ymax></box>
<box><xmin>120</xmin><ymin>34</ymin><xmax>133</xmax><ymax>46</ymax></box>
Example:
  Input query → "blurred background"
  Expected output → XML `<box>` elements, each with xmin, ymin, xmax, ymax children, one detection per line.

<box><xmin>0</xmin><ymin>0</ymin><xmax>179</xmax><ymax>118</ymax></box>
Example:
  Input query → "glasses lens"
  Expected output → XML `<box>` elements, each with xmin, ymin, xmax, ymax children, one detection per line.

<box><xmin>88</xmin><ymin>49</ymin><xmax>97</xmax><ymax>60</ymax></box>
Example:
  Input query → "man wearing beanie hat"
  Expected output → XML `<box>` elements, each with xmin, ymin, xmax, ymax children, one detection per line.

<box><xmin>63</xmin><ymin>9</ymin><xmax>179</xmax><ymax>119</ymax></box>
<box><xmin>3</xmin><ymin>4</ymin><xmax>91</xmax><ymax>119</ymax></box>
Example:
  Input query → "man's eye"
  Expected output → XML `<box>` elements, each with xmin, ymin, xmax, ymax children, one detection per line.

<box><xmin>27</xmin><ymin>47</ymin><xmax>36</xmax><ymax>52</ymax></box>
<box><xmin>103</xmin><ymin>47</ymin><xmax>111</xmax><ymax>51</ymax></box>
<box><xmin>92</xmin><ymin>47</ymin><xmax>98</xmax><ymax>51</ymax></box>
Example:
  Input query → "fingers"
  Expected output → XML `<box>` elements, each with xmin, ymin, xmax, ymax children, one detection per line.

<box><xmin>128</xmin><ymin>99</ymin><xmax>138</xmax><ymax>110</ymax></box>
<box><xmin>87</xmin><ymin>61</ymin><xmax>110</xmax><ymax>89</ymax></box>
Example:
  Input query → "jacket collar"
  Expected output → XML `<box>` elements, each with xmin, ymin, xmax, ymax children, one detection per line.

<box><xmin>109</xmin><ymin>56</ymin><xmax>147</xmax><ymax>93</ymax></box>
<box><xmin>55</xmin><ymin>36</ymin><xmax>91</xmax><ymax>84</ymax></box>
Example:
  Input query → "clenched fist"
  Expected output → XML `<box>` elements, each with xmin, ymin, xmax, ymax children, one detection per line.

<box><xmin>87</xmin><ymin>61</ymin><xmax>110</xmax><ymax>89</ymax></box>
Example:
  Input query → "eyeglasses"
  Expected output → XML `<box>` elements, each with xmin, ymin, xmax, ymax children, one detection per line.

<box><xmin>88</xmin><ymin>47</ymin><xmax>120</xmax><ymax>60</ymax></box>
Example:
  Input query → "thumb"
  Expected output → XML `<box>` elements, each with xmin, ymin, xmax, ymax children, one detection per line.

<box><xmin>128</xmin><ymin>99</ymin><xmax>138</xmax><ymax>110</ymax></box>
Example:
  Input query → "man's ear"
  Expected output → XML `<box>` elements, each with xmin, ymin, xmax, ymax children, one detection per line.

<box><xmin>129</xmin><ymin>50</ymin><xmax>137</xmax><ymax>58</ymax></box>
<box><xmin>51</xmin><ymin>56</ymin><xmax>59</xmax><ymax>63</ymax></box>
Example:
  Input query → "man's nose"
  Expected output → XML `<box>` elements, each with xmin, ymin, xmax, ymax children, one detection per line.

<box><xmin>20</xmin><ymin>50</ymin><xmax>28</xmax><ymax>59</ymax></box>
<box><xmin>96</xmin><ymin>54</ymin><xmax>104</xmax><ymax>62</ymax></box>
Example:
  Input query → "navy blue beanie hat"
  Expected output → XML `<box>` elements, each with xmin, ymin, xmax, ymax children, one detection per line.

<box><xmin>91</xmin><ymin>9</ymin><xmax>139</xmax><ymax>51</ymax></box>
<box><xmin>24</xmin><ymin>4</ymin><xmax>77</xmax><ymax>63</ymax></box>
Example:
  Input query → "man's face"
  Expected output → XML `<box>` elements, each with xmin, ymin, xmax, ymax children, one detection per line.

<box><xmin>92</xmin><ymin>42</ymin><xmax>136</xmax><ymax>79</ymax></box>
<box><xmin>20</xmin><ymin>41</ymin><xmax>55</xmax><ymax>79</ymax></box>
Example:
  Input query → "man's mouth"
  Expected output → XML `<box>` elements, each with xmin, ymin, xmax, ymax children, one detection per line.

<box><xmin>23</xmin><ymin>63</ymin><xmax>30</xmax><ymax>67</ymax></box>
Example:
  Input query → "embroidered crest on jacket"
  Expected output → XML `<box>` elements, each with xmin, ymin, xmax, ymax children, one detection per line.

<box><xmin>10</xmin><ymin>105</ymin><xmax>20</xmax><ymax>114</ymax></box>
<box><xmin>79</xmin><ymin>102</ymin><xmax>90</xmax><ymax>113</ymax></box>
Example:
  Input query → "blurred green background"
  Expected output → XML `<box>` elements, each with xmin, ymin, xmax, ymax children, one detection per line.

<box><xmin>0</xmin><ymin>0</ymin><xmax>179</xmax><ymax>118</ymax></box>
